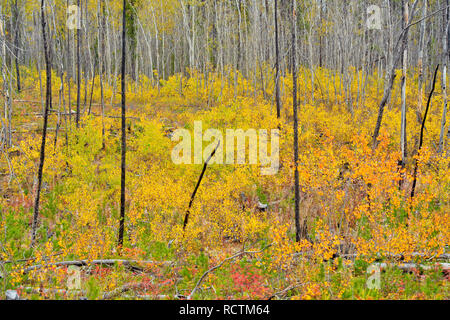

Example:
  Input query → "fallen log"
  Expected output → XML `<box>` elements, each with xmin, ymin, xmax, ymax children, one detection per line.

<box><xmin>22</xmin><ymin>259</ymin><xmax>172</xmax><ymax>274</ymax></box>
<box><xmin>292</xmin><ymin>251</ymin><xmax>450</xmax><ymax>261</ymax></box>
<box><xmin>13</xmin><ymin>286</ymin><xmax>170</xmax><ymax>300</ymax></box>
<box><xmin>374</xmin><ymin>262</ymin><xmax>450</xmax><ymax>273</ymax></box>
<box><xmin>18</xmin><ymin>286</ymin><xmax>85</xmax><ymax>297</ymax></box>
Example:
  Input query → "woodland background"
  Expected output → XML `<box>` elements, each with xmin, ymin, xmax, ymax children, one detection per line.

<box><xmin>0</xmin><ymin>0</ymin><xmax>448</xmax><ymax>300</ymax></box>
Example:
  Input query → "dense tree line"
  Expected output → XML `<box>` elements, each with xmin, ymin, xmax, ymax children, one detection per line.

<box><xmin>0</xmin><ymin>0</ymin><xmax>448</xmax><ymax>244</ymax></box>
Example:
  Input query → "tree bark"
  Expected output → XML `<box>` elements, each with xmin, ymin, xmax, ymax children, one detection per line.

<box><xmin>438</xmin><ymin>0</ymin><xmax>449</xmax><ymax>154</ymax></box>
<box><xmin>274</xmin><ymin>0</ymin><xmax>281</xmax><ymax>119</ymax></box>
<box><xmin>31</xmin><ymin>0</ymin><xmax>52</xmax><ymax>247</ymax></box>
<box><xmin>292</xmin><ymin>0</ymin><xmax>305</xmax><ymax>242</ymax></box>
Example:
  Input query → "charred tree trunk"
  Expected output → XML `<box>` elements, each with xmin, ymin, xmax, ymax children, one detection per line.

<box><xmin>76</xmin><ymin>0</ymin><xmax>81</xmax><ymax>128</ymax></box>
<box><xmin>411</xmin><ymin>65</ymin><xmax>439</xmax><ymax>201</ymax></box>
<box><xmin>12</xmin><ymin>0</ymin><xmax>21</xmax><ymax>93</ymax></box>
<box><xmin>118</xmin><ymin>0</ymin><xmax>127</xmax><ymax>248</ymax></box>
<box><xmin>417</xmin><ymin>0</ymin><xmax>427</xmax><ymax>122</ymax></box>
<box><xmin>31</xmin><ymin>0</ymin><xmax>52</xmax><ymax>247</ymax></box>
<box><xmin>292</xmin><ymin>0</ymin><xmax>304</xmax><ymax>241</ymax></box>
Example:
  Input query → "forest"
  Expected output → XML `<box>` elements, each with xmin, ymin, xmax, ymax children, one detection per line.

<box><xmin>0</xmin><ymin>0</ymin><xmax>449</xmax><ymax>300</ymax></box>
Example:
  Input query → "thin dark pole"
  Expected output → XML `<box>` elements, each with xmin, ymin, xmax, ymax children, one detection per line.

<box><xmin>31</xmin><ymin>0</ymin><xmax>52</xmax><ymax>247</ymax></box>
<box><xmin>292</xmin><ymin>0</ymin><xmax>303</xmax><ymax>242</ymax></box>
<box><xmin>183</xmin><ymin>142</ymin><xmax>220</xmax><ymax>231</ymax></box>
<box><xmin>118</xmin><ymin>0</ymin><xmax>127</xmax><ymax>247</ymax></box>
<box><xmin>76</xmin><ymin>0</ymin><xmax>81</xmax><ymax>127</ymax></box>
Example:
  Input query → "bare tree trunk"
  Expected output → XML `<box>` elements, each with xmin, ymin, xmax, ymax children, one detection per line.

<box><xmin>373</xmin><ymin>0</ymin><xmax>419</xmax><ymax>148</ymax></box>
<box><xmin>1</xmin><ymin>8</ymin><xmax>12</xmax><ymax>148</ymax></box>
<box><xmin>98</xmin><ymin>0</ymin><xmax>106</xmax><ymax>150</ymax></box>
<box><xmin>411</xmin><ymin>65</ymin><xmax>439</xmax><ymax>201</ymax></box>
<box><xmin>292</xmin><ymin>0</ymin><xmax>305</xmax><ymax>241</ymax></box>
<box><xmin>400</xmin><ymin>0</ymin><xmax>409</xmax><ymax>170</ymax></box>
<box><xmin>417</xmin><ymin>0</ymin><xmax>427</xmax><ymax>122</ymax></box>
<box><xmin>31</xmin><ymin>0</ymin><xmax>52</xmax><ymax>247</ymax></box>
<box><xmin>76</xmin><ymin>0</ymin><xmax>81</xmax><ymax>127</ymax></box>
<box><xmin>439</xmin><ymin>0</ymin><xmax>449</xmax><ymax>154</ymax></box>
<box><xmin>118</xmin><ymin>0</ymin><xmax>127</xmax><ymax>248</ymax></box>
<box><xmin>274</xmin><ymin>0</ymin><xmax>281</xmax><ymax>119</ymax></box>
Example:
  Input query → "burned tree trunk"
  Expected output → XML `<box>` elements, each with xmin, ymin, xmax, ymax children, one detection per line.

<box><xmin>118</xmin><ymin>0</ymin><xmax>127</xmax><ymax>247</ymax></box>
<box><xmin>292</xmin><ymin>0</ymin><xmax>304</xmax><ymax>241</ymax></box>
<box><xmin>76</xmin><ymin>0</ymin><xmax>81</xmax><ymax>128</ymax></box>
<box><xmin>274</xmin><ymin>0</ymin><xmax>281</xmax><ymax>119</ymax></box>
<box><xmin>31</xmin><ymin>0</ymin><xmax>52</xmax><ymax>247</ymax></box>
<box><xmin>400</xmin><ymin>0</ymin><xmax>409</xmax><ymax>180</ymax></box>
<box><xmin>411</xmin><ymin>65</ymin><xmax>439</xmax><ymax>202</ymax></box>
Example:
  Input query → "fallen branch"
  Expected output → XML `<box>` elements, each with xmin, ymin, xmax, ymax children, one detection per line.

<box><xmin>268</xmin><ymin>282</ymin><xmax>309</xmax><ymax>300</ymax></box>
<box><xmin>102</xmin><ymin>282</ymin><xmax>150</xmax><ymax>300</ymax></box>
<box><xmin>18</xmin><ymin>286</ymin><xmax>85</xmax><ymax>297</ymax></box>
<box><xmin>292</xmin><ymin>251</ymin><xmax>450</xmax><ymax>261</ymax></box>
<box><xmin>375</xmin><ymin>262</ymin><xmax>450</xmax><ymax>273</ymax></box>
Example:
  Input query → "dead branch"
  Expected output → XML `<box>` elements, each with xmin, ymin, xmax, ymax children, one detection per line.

<box><xmin>267</xmin><ymin>282</ymin><xmax>309</xmax><ymax>300</ymax></box>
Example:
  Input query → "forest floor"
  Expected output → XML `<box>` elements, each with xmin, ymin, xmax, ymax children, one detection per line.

<box><xmin>0</xmin><ymin>68</ymin><xmax>449</xmax><ymax>300</ymax></box>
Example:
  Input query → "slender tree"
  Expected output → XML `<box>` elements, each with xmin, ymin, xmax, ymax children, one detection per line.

<box><xmin>31</xmin><ymin>0</ymin><xmax>52</xmax><ymax>247</ymax></box>
<box><xmin>411</xmin><ymin>65</ymin><xmax>439</xmax><ymax>201</ymax></box>
<box><xmin>292</xmin><ymin>0</ymin><xmax>306</xmax><ymax>241</ymax></box>
<box><xmin>274</xmin><ymin>0</ymin><xmax>281</xmax><ymax>119</ymax></box>
<box><xmin>438</xmin><ymin>0</ymin><xmax>449</xmax><ymax>154</ymax></box>
<box><xmin>118</xmin><ymin>0</ymin><xmax>127</xmax><ymax>247</ymax></box>
<box><xmin>75</xmin><ymin>0</ymin><xmax>81</xmax><ymax>128</ymax></box>
<box><xmin>373</xmin><ymin>0</ymin><xmax>420</xmax><ymax>148</ymax></box>
<box><xmin>98</xmin><ymin>0</ymin><xmax>106</xmax><ymax>150</ymax></box>
<box><xmin>400</xmin><ymin>0</ymin><xmax>409</xmax><ymax>171</ymax></box>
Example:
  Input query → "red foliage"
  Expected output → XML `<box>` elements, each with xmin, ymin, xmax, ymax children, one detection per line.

<box><xmin>230</xmin><ymin>265</ymin><xmax>270</xmax><ymax>299</ymax></box>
